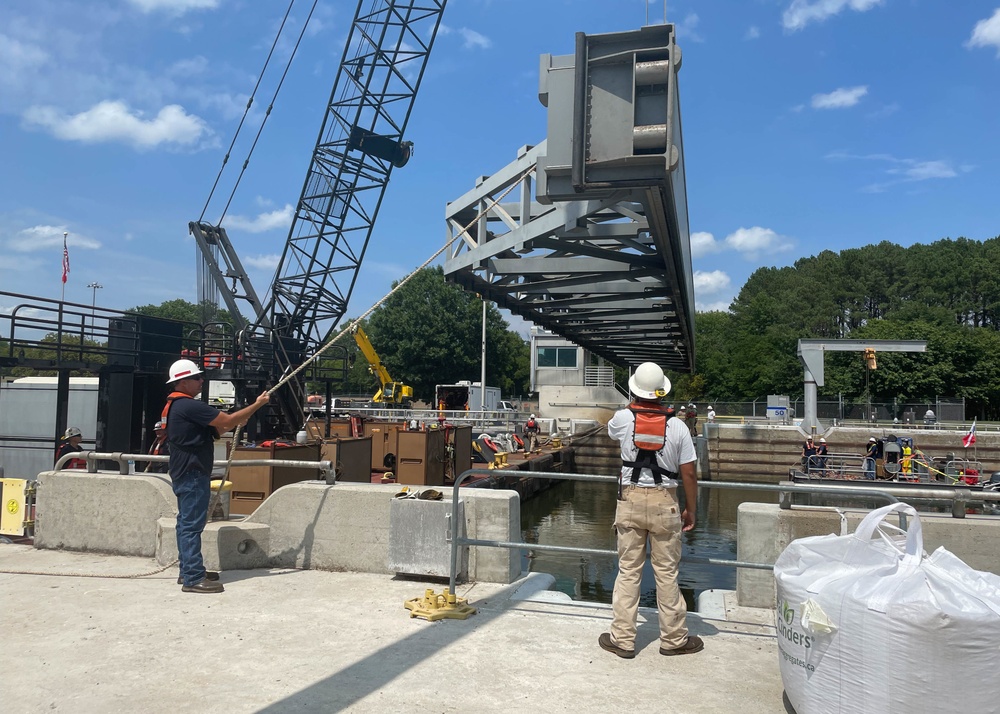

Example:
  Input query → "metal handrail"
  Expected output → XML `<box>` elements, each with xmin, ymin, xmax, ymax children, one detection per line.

<box><xmin>445</xmin><ymin>470</ymin><xmax>906</xmax><ymax>597</ymax></box>
<box><xmin>53</xmin><ymin>450</ymin><xmax>335</xmax><ymax>482</ymax></box>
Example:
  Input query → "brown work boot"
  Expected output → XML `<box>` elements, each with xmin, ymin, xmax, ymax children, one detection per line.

<box><xmin>659</xmin><ymin>635</ymin><xmax>704</xmax><ymax>656</ymax></box>
<box><xmin>598</xmin><ymin>632</ymin><xmax>635</xmax><ymax>659</ymax></box>
<box><xmin>182</xmin><ymin>578</ymin><xmax>225</xmax><ymax>594</ymax></box>
<box><xmin>177</xmin><ymin>571</ymin><xmax>219</xmax><ymax>585</ymax></box>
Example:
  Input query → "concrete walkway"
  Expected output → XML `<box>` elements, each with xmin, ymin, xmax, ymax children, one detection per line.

<box><xmin>0</xmin><ymin>546</ymin><xmax>789</xmax><ymax>713</ymax></box>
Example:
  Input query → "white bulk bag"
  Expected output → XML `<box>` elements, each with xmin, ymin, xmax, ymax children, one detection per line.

<box><xmin>774</xmin><ymin>503</ymin><xmax>1000</xmax><ymax>714</ymax></box>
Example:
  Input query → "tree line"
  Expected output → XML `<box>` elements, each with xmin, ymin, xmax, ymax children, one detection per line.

<box><xmin>673</xmin><ymin>236</ymin><xmax>1000</xmax><ymax>420</ymax></box>
<box><xmin>8</xmin><ymin>238</ymin><xmax>1000</xmax><ymax>417</ymax></box>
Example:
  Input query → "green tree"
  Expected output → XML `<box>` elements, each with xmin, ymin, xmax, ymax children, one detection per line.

<box><xmin>364</xmin><ymin>267</ymin><xmax>529</xmax><ymax>401</ymax></box>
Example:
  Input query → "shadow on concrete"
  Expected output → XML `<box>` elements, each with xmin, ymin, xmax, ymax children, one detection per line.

<box><xmin>256</xmin><ymin>579</ymin><xmax>719</xmax><ymax>713</ymax></box>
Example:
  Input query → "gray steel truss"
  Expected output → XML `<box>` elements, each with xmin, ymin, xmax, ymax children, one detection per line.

<box><xmin>443</xmin><ymin>25</ymin><xmax>695</xmax><ymax>372</ymax></box>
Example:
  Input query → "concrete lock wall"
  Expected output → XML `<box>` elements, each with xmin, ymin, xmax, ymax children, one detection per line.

<box><xmin>736</xmin><ymin>503</ymin><xmax>1000</xmax><ymax>609</ymax></box>
<box><xmin>34</xmin><ymin>470</ymin><xmax>177</xmax><ymax>557</ymax></box>
<box><xmin>33</xmin><ymin>471</ymin><xmax>521</xmax><ymax>584</ymax></box>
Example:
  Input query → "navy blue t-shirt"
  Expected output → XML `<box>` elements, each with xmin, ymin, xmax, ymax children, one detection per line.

<box><xmin>166</xmin><ymin>396</ymin><xmax>220</xmax><ymax>477</ymax></box>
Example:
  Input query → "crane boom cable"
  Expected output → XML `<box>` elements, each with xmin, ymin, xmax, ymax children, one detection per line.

<box><xmin>217</xmin><ymin>0</ymin><xmax>321</xmax><ymax>226</ymax></box>
<box><xmin>197</xmin><ymin>0</ymin><xmax>299</xmax><ymax>224</ymax></box>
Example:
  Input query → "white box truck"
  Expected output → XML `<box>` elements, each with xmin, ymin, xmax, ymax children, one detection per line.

<box><xmin>435</xmin><ymin>381</ymin><xmax>501</xmax><ymax>412</ymax></box>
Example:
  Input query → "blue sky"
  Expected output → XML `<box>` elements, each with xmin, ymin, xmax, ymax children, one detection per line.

<box><xmin>1</xmin><ymin>0</ymin><xmax>998</xmax><ymax>328</ymax></box>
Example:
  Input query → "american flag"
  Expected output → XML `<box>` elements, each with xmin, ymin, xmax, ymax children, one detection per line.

<box><xmin>62</xmin><ymin>234</ymin><xmax>70</xmax><ymax>284</ymax></box>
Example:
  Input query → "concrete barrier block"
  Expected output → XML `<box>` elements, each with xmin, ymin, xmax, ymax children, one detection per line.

<box><xmin>462</xmin><ymin>489</ymin><xmax>520</xmax><ymax>584</ymax></box>
<box><xmin>387</xmin><ymin>499</ymin><xmax>467</xmax><ymax>578</ymax></box>
<box><xmin>35</xmin><ymin>471</ymin><xmax>176</xmax><ymax>557</ymax></box>
<box><xmin>155</xmin><ymin>518</ymin><xmax>271</xmax><ymax>571</ymax></box>
<box><xmin>247</xmin><ymin>482</ymin><xmax>397</xmax><ymax>573</ymax></box>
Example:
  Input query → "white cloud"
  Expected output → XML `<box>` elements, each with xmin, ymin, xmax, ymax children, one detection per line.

<box><xmin>888</xmin><ymin>160</ymin><xmax>956</xmax><ymax>181</ymax></box>
<box><xmin>22</xmin><ymin>100</ymin><xmax>210</xmax><ymax>149</ymax></box>
<box><xmin>439</xmin><ymin>24</ymin><xmax>492</xmax><ymax>50</ymax></box>
<box><xmin>696</xmin><ymin>300</ymin><xmax>733</xmax><ymax>313</ymax></box>
<box><xmin>967</xmin><ymin>9</ymin><xmax>1000</xmax><ymax>56</ymax></box>
<box><xmin>458</xmin><ymin>28</ymin><xmax>491</xmax><ymax>50</ymax></box>
<box><xmin>745</xmin><ymin>26</ymin><xmax>761</xmax><ymax>40</ymax></box>
<box><xmin>223</xmin><ymin>204</ymin><xmax>294</xmax><ymax>233</ymax></box>
<box><xmin>690</xmin><ymin>231</ymin><xmax>721</xmax><ymax>258</ymax></box>
<box><xmin>694</xmin><ymin>270</ymin><xmax>731</xmax><ymax>295</ymax></box>
<box><xmin>126</xmin><ymin>0</ymin><xmax>219</xmax><ymax>14</ymax></box>
<box><xmin>724</xmin><ymin>226</ymin><xmax>794</xmax><ymax>258</ymax></box>
<box><xmin>244</xmin><ymin>254</ymin><xmax>281</xmax><ymax>270</ymax></box>
<box><xmin>676</xmin><ymin>14</ymin><xmax>704</xmax><ymax>43</ymax></box>
<box><xmin>166</xmin><ymin>56</ymin><xmax>209</xmax><ymax>78</ymax></box>
<box><xmin>7</xmin><ymin>225</ymin><xmax>101</xmax><ymax>253</ymax></box>
<box><xmin>0</xmin><ymin>33</ymin><xmax>49</xmax><ymax>81</ymax></box>
<box><xmin>782</xmin><ymin>0</ymin><xmax>883</xmax><ymax>32</ymax></box>
<box><xmin>826</xmin><ymin>151</ymin><xmax>967</xmax><ymax>192</ymax></box>
<box><xmin>811</xmin><ymin>85</ymin><xmax>868</xmax><ymax>109</ymax></box>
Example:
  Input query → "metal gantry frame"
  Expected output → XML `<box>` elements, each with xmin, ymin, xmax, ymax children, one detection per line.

<box><xmin>443</xmin><ymin>25</ymin><xmax>695</xmax><ymax>372</ymax></box>
<box><xmin>444</xmin><ymin>142</ymin><xmax>694</xmax><ymax>372</ymax></box>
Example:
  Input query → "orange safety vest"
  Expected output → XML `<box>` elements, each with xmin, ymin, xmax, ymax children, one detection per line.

<box><xmin>160</xmin><ymin>391</ymin><xmax>193</xmax><ymax>428</ymax></box>
<box><xmin>622</xmin><ymin>402</ymin><xmax>676</xmax><ymax>488</ymax></box>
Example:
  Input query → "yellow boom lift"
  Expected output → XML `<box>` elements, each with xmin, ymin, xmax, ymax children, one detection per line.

<box><xmin>351</xmin><ymin>325</ymin><xmax>413</xmax><ymax>406</ymax></box>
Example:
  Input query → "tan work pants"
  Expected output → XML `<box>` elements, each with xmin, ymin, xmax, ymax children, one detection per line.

<box><xmin>610</xmin><ymin>485</ymin><xmax>688</xmax><ymax>650</ymax></box>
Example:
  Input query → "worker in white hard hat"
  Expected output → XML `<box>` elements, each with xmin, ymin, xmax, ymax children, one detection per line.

<box><xmin>144</xmin><ymin>420</ymin><xmax>169</xmax><ymax>473</ymax></box>
<box><xmin>600</xmin><ymin>362</ymin><xmax>703</xmax><ymax>660</ymax></box>
<box><xmin>864</xmin><ymin>437</ymin><xmax>878</xmax><ymax>480</ymax></box>
<box><xmin>54</xmin><ymin>426</ymin><xmax>86</xmax><ymax>469</ymax></box>
<box><xmin>163</xmin><ymin>358</ymin><xmax>271</xmax><ymax>594</ymax></box>
<box><xmin>523</xmin><ymin>413</ymin><xmax>541</xmax><ymax>455</ymax></box>
<box><xmin>706</xmin><ymin>405</ymin><xmax>716</xmax><ymax>423</ymax></box>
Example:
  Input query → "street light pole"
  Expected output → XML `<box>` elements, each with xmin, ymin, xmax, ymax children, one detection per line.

<box><xmin>87</xmin><ymin>282</ymin><xmax>103</xmax><ymax>332</ymax></box>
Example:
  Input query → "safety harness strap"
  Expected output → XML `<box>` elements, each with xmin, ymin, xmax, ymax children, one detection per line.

<box><xmin>619</xmin><ymin>401</ymin><xmax>677</xmax><ymax>499</ymax></box>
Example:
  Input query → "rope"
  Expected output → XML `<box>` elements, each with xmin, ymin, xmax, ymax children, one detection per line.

<box><xmin>0</xmin><ymin>560</ymin><xmax>178</xmax><ymax>580</ymax></box>
<box><xmin>208</xmin><ymin>166</ymin><xmax>532</xmax><ymax>511</ymax></box>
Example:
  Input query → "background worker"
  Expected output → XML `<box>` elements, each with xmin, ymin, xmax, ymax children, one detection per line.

<box><xmin>600</xmin><ymin>362</ymin><xmax>703</xmax><ymax>659</ymax></box>
<box><xmin>164</xmin><ymin>358</ymin><xmax>270</xmax><ymax>594</ymax></box>
<box><xmin>864</xmin><ymin>437</ymin><xmax>878</xmax><ymax>480</ymax></box>
<box><xmin>144</xmin><ymin>420</ymin><xmax>169</xmax><ymax>473</ymax></box>
<box><xmin>816</xmin><ymin>437</ymin><xmax>829</xmax><ymax>475</ymax></box>
<box><xmin>54</xmin><ymin>426</ymin><xmax>86</xmax><ymax>469</ymax></box>
<box><xmin>524</xmin><ymin>413</ymin><xmax>541</xmax><ymax>454</ymax></box>
<box><xmin>801</xmin><ymin>436</ymin><xmax>817</xmax><ymax>473</ymax></box>
<box><xmin>684</xmin><ymin>403</ymin><xmax>699</xmax><ymax>437</ymax></box>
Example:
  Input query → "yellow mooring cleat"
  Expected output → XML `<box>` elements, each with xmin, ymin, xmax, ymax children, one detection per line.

<box><xmin>404</xmin><ymin>588</ymin><xmax>477</xmax><ymax>621</ymax></box>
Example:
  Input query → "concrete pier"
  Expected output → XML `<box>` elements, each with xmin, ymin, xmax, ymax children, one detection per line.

<box><xmin>0</xmin><ymin>546</ymin><xmax>786</xmax><ymax>713</ymax></box>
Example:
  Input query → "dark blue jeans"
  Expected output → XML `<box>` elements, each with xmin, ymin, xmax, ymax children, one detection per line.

<box><xmin>171</xmin><ymin>469</ymin><xmax>210</xmax><ymax>586</ymax></box>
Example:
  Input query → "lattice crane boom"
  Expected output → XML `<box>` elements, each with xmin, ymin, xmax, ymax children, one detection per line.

<box><xmin>262</xmin><ymin>0</ymin><xmax>448</xmax><ymax>351</ymax></box>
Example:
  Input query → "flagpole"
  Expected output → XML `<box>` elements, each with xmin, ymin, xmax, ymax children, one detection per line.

<box><xmin>61</xmin><ymin>231</ymin><xmax>68</xmax><ymax>303</ymax></box>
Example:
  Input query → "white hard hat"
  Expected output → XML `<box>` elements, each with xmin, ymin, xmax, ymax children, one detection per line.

<box><xmin>629</xmin><ymin>362</ymin><xmax>670</xmax><ymax>400</ymax></box>
<box><xmin>64</xmin><ymin>426</ymin><xmax>82</xmax><ymax>438</ymax></box>
<box><xmin>167</xmin><ymin>358</ymin><xmax>203</xmax><ymax>384</ymax></box>
<box><xmin>708</xmin><ymin>406</ymin><xmax>713</xmax><ymax>410</ymax></box>
<box><xmin>154</xmin><ymin>420</ymin><xmax>165</xmax><ymax>430</ymax></box>
<box><xmin>529</xmin><ymin>413</ymin><xmax>536</xmax><ymax>419</ymax></box>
